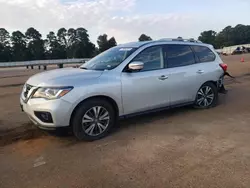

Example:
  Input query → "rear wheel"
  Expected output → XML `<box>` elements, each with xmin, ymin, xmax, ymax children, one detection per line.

<box><xmin>72</xmin><ymin>99</ymin><xmax>116</xmax><ymax>141</ymax></box>
<box><xmin>194</xmin><ymin>82</ymin><xmax>218</xmax><ymax>109</ymax></box>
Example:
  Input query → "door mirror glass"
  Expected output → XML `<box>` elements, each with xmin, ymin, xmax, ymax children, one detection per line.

<box><xmin>128</xmin><ymin>61</ymin><xmax>144</xmax><ymax>71</ymax></box>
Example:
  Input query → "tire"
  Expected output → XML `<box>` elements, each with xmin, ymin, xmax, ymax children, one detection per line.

<box><xmin>71</xmin><ymin>99</ymin><xmax>116</xmax><ymax>141</ymax></box>
<box><xmin>193</xmin><ymin>82</ymin><xmax>218</xmax><ymax>109</ymax></box>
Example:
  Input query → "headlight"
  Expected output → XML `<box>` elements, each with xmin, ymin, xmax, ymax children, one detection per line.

<box><xmin>32</xmin><ymin>87</ymin><xmax>73</xmax><ymax>100</ymax></box>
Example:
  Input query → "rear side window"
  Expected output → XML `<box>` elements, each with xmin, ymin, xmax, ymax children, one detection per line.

<box><xmin>191</xmin><ymin>45</ymin><xmax>216</xmax><ymax>63</ymax></box>
<box><xmin>165</xmin><ymin>45</ymin><xmax>196</xmax><ymax>68</ymax></box>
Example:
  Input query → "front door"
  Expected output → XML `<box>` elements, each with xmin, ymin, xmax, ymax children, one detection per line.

<box><xmin>121</xmin><ymin>45</ymin><xmax>171</xmax><ymax>115</ymax></box>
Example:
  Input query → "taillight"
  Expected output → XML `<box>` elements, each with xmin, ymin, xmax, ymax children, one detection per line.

<box><xmin>219</xmin><ymin>63</ymin><xmax>228</xmax><ymax>72</ymax></box>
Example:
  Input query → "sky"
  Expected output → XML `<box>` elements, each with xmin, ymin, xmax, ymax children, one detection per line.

<box><xmin>0</xmin><ymin>0</ymin><xmax>249</xmax><ymax>44</ymax></box>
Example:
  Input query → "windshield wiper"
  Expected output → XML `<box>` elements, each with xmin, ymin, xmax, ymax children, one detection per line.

<box><xmin>80</xmin><ymin>67</ymin><xmax>88</xmax><ymax>70</ymax></box>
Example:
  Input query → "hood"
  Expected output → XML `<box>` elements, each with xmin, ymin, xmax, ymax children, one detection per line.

<box><xmin>26</xmin><ymin>68</ymin><xmax>103</xmax><ymax>87</ymax></box>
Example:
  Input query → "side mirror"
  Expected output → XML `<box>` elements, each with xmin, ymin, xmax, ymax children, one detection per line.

<box><xmin>128</xmin><ymin>61</ymin><xmax>144</xmax><ymax>71</ymax></box>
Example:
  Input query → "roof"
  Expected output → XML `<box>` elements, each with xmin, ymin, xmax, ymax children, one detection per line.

<box><xmin>117</xmin><ymin>41</ymin><xmax>153</xmax><ymax>48</ymax></box>
<box><xmin>116</xmin><ymin>38</ymin><xmax>210</xmax><ymax>49</ymax></box>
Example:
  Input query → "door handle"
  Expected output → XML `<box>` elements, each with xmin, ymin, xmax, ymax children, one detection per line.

<box><xmin>197</xmin><ymin>70</ymin><xmax>204</xmax><ymax>74</ymax></box>
<box><xmin>158</xmin><ymin>75</ymin><xmax>168</xmax><ymax>80</ymax></box>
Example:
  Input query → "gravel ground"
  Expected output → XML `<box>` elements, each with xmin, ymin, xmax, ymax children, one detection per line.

<box><xmin>0</xmin><ymin>54</ymin><xmax>250</xmax><ymax>188</ymax></box>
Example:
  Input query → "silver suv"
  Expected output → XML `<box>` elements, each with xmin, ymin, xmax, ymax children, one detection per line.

<box><xmin>20</xmin><ymin>38</ymin><xmax>228</xmax><ymax>141</ymax></box>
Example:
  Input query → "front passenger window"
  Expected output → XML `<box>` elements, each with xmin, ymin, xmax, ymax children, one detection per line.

<box><xmin>132</xmin><ymin>46</ymin><xmax>164</xmax><ymax>71</ymax></box>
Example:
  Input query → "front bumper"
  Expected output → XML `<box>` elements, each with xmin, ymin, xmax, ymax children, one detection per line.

<box><xmin>20</xmin><ymin>97</ymin><xmax>73</xmax><ymax>129</ymax></box>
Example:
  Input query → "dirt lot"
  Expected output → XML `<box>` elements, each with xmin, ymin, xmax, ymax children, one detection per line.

<box><xmin>0</xmin><ymin>55</ymin><xmax>250</xmax><ymax>188</ymax></box>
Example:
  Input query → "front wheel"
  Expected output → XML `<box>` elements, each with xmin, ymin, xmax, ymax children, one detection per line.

<box><xmin>194</xmin><ymin>82</ymin><xmax>218</xmax><ymax>109</ymax></box>
<box><xmin>71</xmin><ymin>99</ymin><xmax>116</xmax><ymax>141</ymax></box>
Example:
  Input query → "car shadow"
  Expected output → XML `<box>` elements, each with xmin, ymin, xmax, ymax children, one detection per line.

<box><xmin>43</xmin><ymin>105</ymin><xmax>194</xmax><ymax>146</ymax></box>
<box><xmin>113</xmin><ymin>94</ymin><xmax>228</xmax><ymax>135</ymax></box>
<box><xmin>113</xmin><ymin>105</ymin><xmax>193</xmax><ymax>133</ymax></box>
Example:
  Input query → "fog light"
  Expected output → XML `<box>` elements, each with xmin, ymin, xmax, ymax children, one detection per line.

<box><xmin>34</xmin><ymin>111</ymin><xmax>53</xmax><ymax>123</ymax></box>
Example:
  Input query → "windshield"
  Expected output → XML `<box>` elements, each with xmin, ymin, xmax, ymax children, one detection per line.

<box><xmin>80</xmin><ymin>47</ymin><xmax>137</xmax><ymax>71</ymax></box>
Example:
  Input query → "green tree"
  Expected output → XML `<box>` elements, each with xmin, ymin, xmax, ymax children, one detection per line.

<box><xmin>45</xmin><ymin>31</ymin><xmax>66</xmax><ymax>59</ymax></box>
<box><xmin>74</xmin><ymin>28</ymin><xmax>95</xmax><ymax>58</ymax></box>
<box><xmin>11</xmin><ymin>31</ymin><xmax>27</xmax><ymax>61</ymax></box>
<box><xmin>216</xmin><ymin>26</ymin><xmax>234</xmax><ymax>47</ymax></box>
<box><xmin>57</xmin><ymin>28</ymin><xmax>68</xmax><ymax>46</ymax></box>
<box><xmin>57</xmin><ymin>28</ymin><xmax>68</xmax><ymax>49</ymax></box>
<box><xmin>108</xmin><ymin>37</ymin><xmax>117</xmax><ymax>47</ymax></box>
<box><xmin>56</xmin><ymin>28</ymin><xmax>68</xmax><ymax>59</ymax></box>
<box><xmin>57</xmin><ymin>28</ymin><xmax>95</xmax><ymax>58</ymax></box>
<box><xmin>67</xmin><ymin>28</ymin><xmax>77</xmax><ymax>58</ymax></box>
<box><xmin>97</xmin><ymin>34</ymin><xmax>117</xmax><ymax>53</ymax></box>
<box><xmin>0</xmin><ymin>28</ymin><xmax>11</xmax><ymax>62</ymax></box>
<box><xmin>231</xmin><ymin>24</ymin><xmax>250</xmax><ymax>45</ymax></box>
<box><xmin>25</xmin><ymin>27</ymin><xmax>45</xmax><ymax>60</ymax></box>
<box><xmin>199</xmin><ymin>24</ymin><xmax>250</xmax><ymax>48</ymax></box>
<box><xmin>198</xmin><ymin>30</ymin><xmax>217</xmax><ymax>48</ymax></box>
<box><xmin>0</xmin><ymin>28</ymin><xmax>10</xmax><ymax>44</ymax></box>
<box><xmin>138</xmin><ymin>34</ymin><xmax>152</xmax><ymax>41</ymax></box>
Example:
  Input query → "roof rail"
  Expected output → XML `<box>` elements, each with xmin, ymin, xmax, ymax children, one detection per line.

<box><xmin>158</xmin><ymin>37</ymin><xmax>202</xmax><ymax>43</ymax></box>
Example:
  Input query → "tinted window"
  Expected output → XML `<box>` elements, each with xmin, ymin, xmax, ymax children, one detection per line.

<box><xmin>166</xmin><ymin>45</ymin><xmax>195</xmax><ymax>68</ymax></box>
<box><xmin>191</xmin><ymin>45</ymin><xmax>216</xmax><ymax>63</ymax></box>
<box><xmin>132</xmin><ymin>46</ymin><xmax>164</xmax><ymax>71</ymax></box>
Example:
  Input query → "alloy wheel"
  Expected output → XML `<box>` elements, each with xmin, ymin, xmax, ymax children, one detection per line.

<box><xmin>196</xmin><ymin>86</ymin><xmax>215</xmax><ymax>107</ymax></box>
<box><xmin>82</xmin><ymin>106</ymin><xmax>110</xmax><ymax>136</ymax></box>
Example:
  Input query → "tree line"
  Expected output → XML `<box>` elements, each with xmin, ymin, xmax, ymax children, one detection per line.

<box><xmin>0</xmin><ymin>27</ymin><xmax>117</xmax><ymax>62</ymax></box>
<box><xmin>2</xmin><ymin>24</ymin><xmax>249</xmax><ymax>62</ymax></box>
<box><xmin>0</xmin><ymin>27</ymin><xmax>153</xmax><ymax>62</ymax></box>
<box><xmin>198</xmin><ymin>24</ymin><xmax>250</xmax><ymax>49</ymax></box>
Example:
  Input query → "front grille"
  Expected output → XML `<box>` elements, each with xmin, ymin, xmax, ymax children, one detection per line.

<box><xmin>23</xmin><ymin>84</ymin><xmax>33</xmax><ymax>98</ymax></box>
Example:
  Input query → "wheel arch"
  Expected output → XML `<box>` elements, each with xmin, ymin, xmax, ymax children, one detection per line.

<box><xmin>193</xmin><ymin>80</ymin><xmax>219</xmax><ymax>108</ymax></box>
<box><xmin>202</xmin><ymin>80</ymin><xmax>217</xmax><ymax>88</ymax></box>
<box><xmin>193</xmin><ymin>80</ymin><xmax>218</xmax><ymax>101</ymax></box>
<box><xmin>69</xmin><ymin>95</ymin><xmax>119</xmax><ymax>126</ymax></box>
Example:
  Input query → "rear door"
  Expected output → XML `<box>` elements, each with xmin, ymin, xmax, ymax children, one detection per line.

<box><xmin>190</xmin><ymin>45</ymin><xmax>222</xmax><ymax>89</ymax></box>
<box><xmin>163</xmin><ymin>44</ymin><xmax>198</xmax><ymax>105</ymax></box>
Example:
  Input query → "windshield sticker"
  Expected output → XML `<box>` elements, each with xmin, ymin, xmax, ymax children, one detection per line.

<box><xmin>119</xmin><ymin>48</ymin><xmax>133</xmax><ymax>51</ymax></box>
